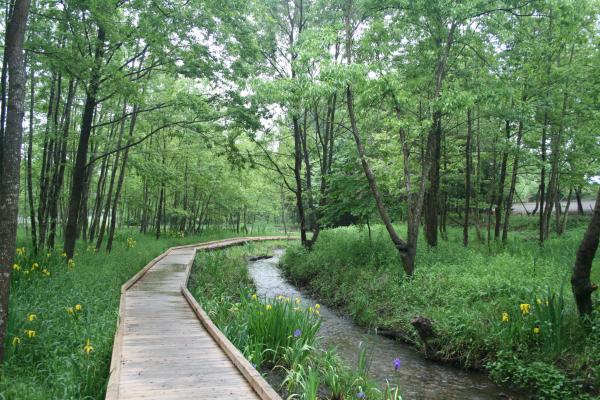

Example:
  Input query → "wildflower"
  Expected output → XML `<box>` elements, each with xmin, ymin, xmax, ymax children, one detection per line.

<box><xmin>277</xmin><ymin>295</ymin><xmax>284</xmax><ymax>301</ymax></box>
<box><xmin>67</xmin><ymin>307</ymin><xmax>74</xmax><ymax>315</ymax></box>
<box><xmin>42</xmin><ymin>269</ymin><xmax>51</xmax><ymax>277</ymax></box>
<box><xmin>266</xmin><ymin>304</ymin><xmax>272</xmax><ymax>311</ymax></box>
<box><xmin>12</xmin><ymin>337</ymin><xmax>21</xmax><ymax>346</ymax></box>
<box><xmin>12</xmin><ymin>263</ymin><xmax>20</xmax><ymax>272</ymax></box>
<box><xmin>75</xmin><ymin>304</ymin><xmax>82</xmax><ymax>312</ymax></box>
<box><xmin>393</xmin><ymin>358</ymin><xmax>401</xmax><ymax>370</ymax></box>
<box><xmin>315</xmin><ymin>304</ymin><xmax>321</xmax><ymax>310</ymax></box>
<box><xmin>61</xmin><ymin>252</ymin><xmax>67</xmax><ymax>257</ymax></box>
<box><xmin>24</xmin><ymin>270</ymin><xmax>30</xmax><ymax>276</ymax></box>
<box><xmin>31</xmin><ymin>263</ymin><xmax>39</xmax><ymax>270</ymax></box>
<box><xmin>293</xmin><ymin>307</ymin><xmax>300</xmax><ymax>312</ymax></box>
<box><xmin>536</xmin><ymin>298</ymin><xmax>542</xmax><ymax>305</ymax></box>
<box><xmin>285</xmin><ymin>297</ymin><xmax>291</xmax><ymax>303</ymax></box>
<box><xmin>251</xmin><ymin>294</ymin><xmax>257</xmax><ymax>300</ymax></box>
<box><xmin>293</xmin><ymin>329</ymin><xmax>302</xmax><ymax>338</ymax></box>
<box><xmin>67</xmin><ymin>259</ymin><xmax>75</xmax><ymax>269</ymax></box>
<box><xmin>308</xmin><ymin>307</ymin><xmax>314</xmax><ymax>313</ymax></box>
<box><xmin>501</xmin><ymin>312</ymin><xmax>509</xmax><ymax>322</ymax></box>
<box><xmin>83</xmin><ymin>339</ymin><xmax>94</xmax><ymax>354</ymax></box>
<box><xmin>533</xmin><ymin>327</ymin><xmax>540</xmax><ymax>334</ymax></box>
<box><xmin>295</xmin><ymin>298</ymin><xmax>301</xmax><ymax>305</ymax></box>
<box><xmin>16</xmin><ymin>247</ymin><xmax>26</xmax><ymax>256</ymax></box>
<box><xmin>24</xmin><ymin>330</ymin><xmax>36</xmax><ymax>338</ymax></box>
<box><xmin>519</xmin><ymin>303</ymin><xmax>531</xmax><ymax>315</ymax></box>
<box><xmin>356</xmin><ymin>392</ymin><xmax>365</xmax><ymax>399</ymax></box>
<box><xmin>27</xmin><ymin>313</ymin><xmax>37</xmax><ymax>322</ymax></box>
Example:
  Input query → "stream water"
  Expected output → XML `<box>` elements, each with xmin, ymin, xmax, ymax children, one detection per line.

<box><xmin>247</xmin><ymin>250</ymin><xmax>523</xmax><ymax>400</ymax></box>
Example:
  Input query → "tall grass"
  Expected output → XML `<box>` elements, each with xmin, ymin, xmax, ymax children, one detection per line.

<box><xmin>280</xmin><ymin>223</ymin><xmax>600</xmax><ymax>399</ymax></box>
<box><xmin>189</xmin><ymin>243</ymin><xmax>404</xmax><ymax>400</ymax></box>
<box><xmin>1</xmin><ymin>228</ymin><xmax>272</xmax><ymax>400</ymax></box>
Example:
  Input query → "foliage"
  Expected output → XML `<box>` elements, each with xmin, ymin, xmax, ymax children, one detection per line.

<box><xmin>0</xmin><ymin>229</ymin><xmax>261</xmax><ymax>399</ymax></box>
<box><xmin>281</xmin><ymin>223</ymin><xmax>600</xmax><ymax>399</ymax></box>
<box><xmin>189</xmin><ymin>243</ymin><xmax>403</xmax><ymax>399</ymax></box>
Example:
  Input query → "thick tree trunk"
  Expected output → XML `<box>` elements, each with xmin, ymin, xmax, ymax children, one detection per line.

<box><xmin>64</xmin><ymin>27</ymin><xmax>105</xmax><ymax>258</ymax></box>
<box><xmin>0</xmin><ymin>0</ymin><xmax>31</xmax><ymax>363</ymax></box>
<box><xmin>571</xmin><ymin>188</ymin><xmax>600</xmax><ymax>316</ymax></box>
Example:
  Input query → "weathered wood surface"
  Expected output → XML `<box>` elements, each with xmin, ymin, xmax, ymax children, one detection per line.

<box><xmin>106</xmin><ymin>237</ymin><xmax>292</xmax><ymax>400</ymax></box>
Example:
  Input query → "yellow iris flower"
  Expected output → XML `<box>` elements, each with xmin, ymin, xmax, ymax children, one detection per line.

<box><xmin>502</xmin><ymin>312</ymin><xmax>509</xmax><ymax>322</ymax></box>
<box><xmin>83</xmin><ymin>339</ymin><xmax>94</xmax><ymax>354</ymax></box>
<box><xmin>75</xmin><ymin>304</ymin><xmax>82</xmax><ymax>312</ymax></box>
<box><xmin>24</xmin><ymin>330</ymin><xmax>36</xmax><ymax>338</ymax></box>
<box><xmin>27</xmin><ymin>313</ymin><xmax>37</xmax><ymax>322</ymax></box>
<box><xmin>519</xmin><ymin>303</ymin><xmax>530</xmax><ymax>315</ymax></box>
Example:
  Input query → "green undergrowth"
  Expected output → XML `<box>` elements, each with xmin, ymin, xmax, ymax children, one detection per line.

<box><xmin>0</xmin><ymin>228</ymin><xmax>274</xmax><ymax>400</ymax></box>
<box><xmin>280</xmin><ymin>224</ymin><xmax>600</xmax><ymax>400</ymax></box>
<box><xmin>188</xmin><ymin>243</ymin><xmax>404</xmax><ymax>400</ymax></box>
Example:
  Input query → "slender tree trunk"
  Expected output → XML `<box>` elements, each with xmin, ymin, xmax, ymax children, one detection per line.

<box><xmin>502</xmin><ymin>119</ymin><xmax>524</xmax><ymax>243</ymax></box>
<box><xmin>47</xmin><ymin>79</ymin><xmax>76</xmax><ymax>249</ymax></box>
<box><xmin>64</xmin><ymin>27</ymin><xmax>105</xmax><ymax>258</ymax></box>
<box><xmin>26</xmin><ymin>52</ymin><xmax>36</xmax><ymax>251</ymax></box>
<box><xmin>463</xmin><ymin>109</ymin><xmax>473</xmax><ymax>246</ymax></box>
<box><xmin>560</xmin><ymin>188</ymin><xmax>572</xmax><ymax>235</ymax></box>
<box><xmin>0</xmin><ymin>0</ymin><xmax>32</xmax><ymax>362</ymax></box>
<box><xmin>106</xmin><ymin>105</ymin><xmax>138</xmax><ymax>251</ymax></box>
<box><xmin>575</xmin><ymin>188</ymin><xmax>584</xmax><ymax>215</ymax></box>
<box><xmin>571</xmin><ymin>188</ymin><xmax>600</xmax><ymax>316</ymax></box>
<box><xmin>539</xmin><ymin>112</ymin><xmax>548</xmax><ymax>245</ymax></box>
<box><xmin>495</xmin><ymin>120</ymin><xmax>510</xmax><ymax>240</ymax></box>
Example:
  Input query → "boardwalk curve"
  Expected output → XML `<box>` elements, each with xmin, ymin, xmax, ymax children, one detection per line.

<box><xmin>106</xmin><ymin>237</ymin><xmax>293</xmax><ymax>400</ymax></box>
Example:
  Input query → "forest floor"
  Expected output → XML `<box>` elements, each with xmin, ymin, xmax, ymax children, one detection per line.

<box><xmin>0</xmin><ymin>228</ymin><xmax>280</xmax><ymax>400</ymax></box>
<box><xmin>280</xmin><ymin>219</ymin><xmax>600</xmax><ymax>400</ymax></box>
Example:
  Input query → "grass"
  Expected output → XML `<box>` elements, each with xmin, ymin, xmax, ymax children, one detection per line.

<box><xmin>188</xmin><ymin>243</ymin><xmax>404</xmax><ymax>400</ymax></box>
<box><xmin>280</xmin><ymin>221</ymin><xmax>600</xmax><ymax>400</ymax></box>
<box><xmin>0</xmin><ymin>227</ymin><xmax>279</xmax><ymax>400</ymax></box>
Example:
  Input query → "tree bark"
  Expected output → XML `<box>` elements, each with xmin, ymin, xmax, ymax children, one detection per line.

<box><xmin>0</xmin><ymin>0</ymin><xmax>31</xmax><ymax>363</ymax></box>
<box><xmin>64</xmin><ymin>26</ymin><xmax>105</xmax><ymax>258</ymax></box>
<box><xmin>571</xmin><ymin>187</ymin><xmax>600</xmax><ymax>316</ymax></box>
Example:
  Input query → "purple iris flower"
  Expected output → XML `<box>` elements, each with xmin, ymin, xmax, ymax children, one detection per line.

<box><xmin>356</xmin><ymin>392</ymin><xmax>365</xmax><ymax>399</ymax></box>
<box><xmin>393</xmin><ymin>358</ymin><xmax>401</xmax><ymax>370</ymax></box>
<box><xmin>293</xmin><ymin>329</ymin><xmax>302</xmax><ymax>337</ymax></box>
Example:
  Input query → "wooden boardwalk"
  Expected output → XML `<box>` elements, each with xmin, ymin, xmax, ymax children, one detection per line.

<box><xmin>106</xmin><ymin>237</ymin><xmax>290</xmax><ymax>400</ymax></box>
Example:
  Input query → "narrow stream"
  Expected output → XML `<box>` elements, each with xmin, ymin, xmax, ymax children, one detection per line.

<box><xmin>247</xmin><ymin>250</ymin><xmax>523</xmax><ymax>400</ymax></box>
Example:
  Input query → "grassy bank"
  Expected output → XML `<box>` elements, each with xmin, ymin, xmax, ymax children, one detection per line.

<box><xmin>281</xmin><ymin>224</ymin><xmax>600</xmax><ymax>400</ymax></box>
<box><xmin>189</xmin><ymin>243</ymin><xmax>403</xmax><ymax>400</ymax></box>
<box><xmin>0</xmin><ymin>229</ymin><xmax>263</xmax><ymax>400</ymax></box>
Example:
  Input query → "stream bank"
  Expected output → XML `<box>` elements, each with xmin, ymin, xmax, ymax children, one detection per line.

<box><xmin>249</xmin><ymin>250</ymin><xmax>523</xmax><ymax>400</ymax></box>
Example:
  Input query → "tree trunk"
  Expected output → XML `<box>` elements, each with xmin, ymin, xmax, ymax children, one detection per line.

<box><xmin>495</xmin><ymin>120</ymin><xmax>510</xmax><ymax>240</ymax></box>
<box><xmin>571</xmin><ymin>187</ymin><xmax>600</xmax><ymax>316</ymax></box>
<box><xmin>575</xmin><ymin>188</ymin><xmax>584</xmax><ymax>215</ymax></box>
<box><xmin>502</xmin><ymin>119</ymin><xmax>524</xmax><ymax>243</ymax></box>
<box><xmin>463</xmin><ymin>109</ymin><xmax>472</xmax><ymax>247</ymax></box>
<box><xmin>26</xmin><ymin>52</ymin><xmax>36</xmax><ymax>251</ymax></box>
<box><xmin>106</xmin><ymin>106</ymin><xmax>138</xmax><ymax>251</ymax></box>
<box><xmin>64</xmin><ymin>27</ymin><xmax>105</xmax><ymax>258</ymax></box>
<box><xmin>0</xmin><ymin>0</ymin><xmax>31</xmax><ymax>363</ymax></box>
